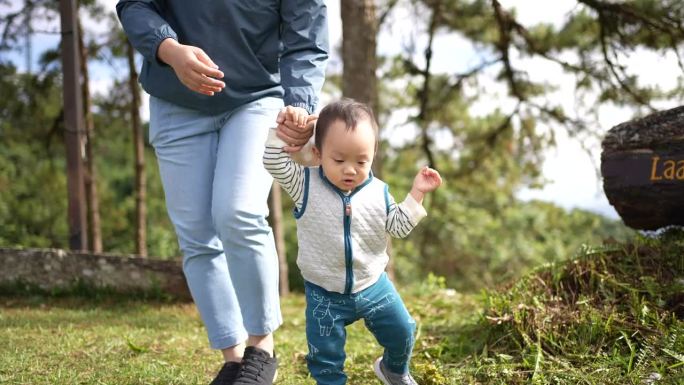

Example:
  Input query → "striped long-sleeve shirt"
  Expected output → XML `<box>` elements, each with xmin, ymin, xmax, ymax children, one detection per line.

<box><xmin>263</xmin><ymin>128</ymin><xmax>427</xmax><ymax>293</ymax></box>
<box><xmin>262</xmin><ymin>129</ymin><xmax>427</xmax><ymax>238</ymax></box>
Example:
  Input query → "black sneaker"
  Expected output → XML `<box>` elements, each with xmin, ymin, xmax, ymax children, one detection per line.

<box><xmin>210</xmin><ymin>361</ymin><xmax>241</xmax><ymax>385</ymax></box>
<box><xmin>232</xmin><ymin>346</ymin><xmax>278</xmax><ymax>385</ymax></box>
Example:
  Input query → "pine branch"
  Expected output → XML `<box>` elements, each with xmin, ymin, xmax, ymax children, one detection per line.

<box><xmin>416</xmin><ymin>2</ymin><xmax>439</xmax><ymax>169</ymax></box>
<box><xmin>448</xmin><ymin>58</ymin><xmax>499</xmax><ymax>92</ymax></box>
<box><xmin>577</xmin><ymin>0</ymin><xmax>683</xmax><ymax>37</ymax></box>
<box><xmin>597</xmin><ymin>12</ymin><xmax>656</xmax><ymax>112</ymax></box>
<box><xmin>491</xmin><ymin>0</ymin><xmax>525</xmax><ymax>101</ymax></box>
<box><xmin>378</xmin><ymin>0</ymin><xmax>399</xmax><ymax>28</ymax></box>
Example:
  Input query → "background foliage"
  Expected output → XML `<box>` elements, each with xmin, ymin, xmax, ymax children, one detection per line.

<box><xmin>7</xmin><ymin>0</ymin><xmax>684</xmax><ymax>292</ymax></box>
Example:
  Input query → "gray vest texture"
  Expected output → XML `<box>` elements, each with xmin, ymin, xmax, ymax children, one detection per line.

<box><xmin>296</xmin><ymin>167</ymin><xmax>389</xmax><ymax>294</ymax></box>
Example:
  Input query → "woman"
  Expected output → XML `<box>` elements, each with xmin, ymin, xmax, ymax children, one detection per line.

<box><xmin>116</xmin><ymin>1</ymin><xmax>328</xmax><ymax>384</ymax></box>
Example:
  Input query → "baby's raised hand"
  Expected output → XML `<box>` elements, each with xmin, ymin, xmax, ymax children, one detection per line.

<box><xmin>409</xmin><ymin>166</ymin><xmax>442</xmax><ymax>203</ymax></box>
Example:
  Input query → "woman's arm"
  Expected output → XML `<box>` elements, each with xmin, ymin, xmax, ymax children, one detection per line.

<box><xmin>280</xmin><ymin>0</ymin><xmax>330</xmax><ymax>114</ymax></box>
<box><xmin>116</xmin><ymin>1</ymin><xmax>224</xmax><ymax>96</ymax></box>
<box><xmin>116</xmin><ymin>0</ymin><xmax>176</xmax><ymax>65</ymax></box>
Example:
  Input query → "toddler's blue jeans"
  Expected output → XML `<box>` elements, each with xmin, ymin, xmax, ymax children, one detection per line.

<box><xmin>149</xmin><ymin>96</ymin><xmax>283</xmax><ymax>349</ymax></box>
<box><xmin>305</xmin><ymin>273</ymin><xmax>416</xmax><ymax>385</ymax></box>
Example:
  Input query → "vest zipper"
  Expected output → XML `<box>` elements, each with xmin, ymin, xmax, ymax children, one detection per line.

<box><xmin>343</xmin><ymin>196</ymin><xmax>353</xmax><ymax>294</ymax></box>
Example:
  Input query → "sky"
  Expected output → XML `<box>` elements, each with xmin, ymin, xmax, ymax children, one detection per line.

<box><xmin>5</xmin><ymin>0</ymin><xmax>683</xmax><ymax>220</ymax></box>
<box><xmin>368</xmin><ymin>0</ymin><xmax>681</xmax><ymax>219</ymax></box>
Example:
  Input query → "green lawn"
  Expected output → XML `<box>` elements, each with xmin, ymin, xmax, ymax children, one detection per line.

<box><xmin>2</xmin><ymin>234</ymin><xmax>684</xmax><ymax>384</ymax></box>
<box><xmin>0</xmin><ymin>279</ymin><xmax>474</xmax><ymax>385</ymax></box>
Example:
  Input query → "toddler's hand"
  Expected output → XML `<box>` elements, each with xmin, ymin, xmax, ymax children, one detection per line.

<box><xmin>276</xmin><ymin>114</ymin><xmax>317</xmax><ymax>153</ymax></box>
<box><xmin>283</xmin><ymin>105</ymin><xmax>309</xmax><ymax>128</ymax></box>
<box><xmin>409</xmin><ymin>166</ymin><xmax>442</xmax><ymax>203</ymax></box>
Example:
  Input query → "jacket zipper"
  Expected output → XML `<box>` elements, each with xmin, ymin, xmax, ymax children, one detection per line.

<box><xmin>318</xmin><ymin>167</ymin><xmax>373</xmax><ymax>295</ymax></box>
<box><xmin>343</xmin><ymin>196</ymin><xmax>353</xmax><ymax>295</ymax></box>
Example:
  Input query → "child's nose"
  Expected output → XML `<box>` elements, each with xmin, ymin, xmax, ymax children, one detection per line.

<box><xmin>343</xmin><ymin>165</ymin><xmax>356</xmax><ymax>175</ymax></box>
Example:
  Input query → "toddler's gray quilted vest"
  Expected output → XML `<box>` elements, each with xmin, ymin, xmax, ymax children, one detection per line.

<box><xmin>296</xmin><ymin>167</ymin><xmax>389</xmax><ymax>294</ymax></box>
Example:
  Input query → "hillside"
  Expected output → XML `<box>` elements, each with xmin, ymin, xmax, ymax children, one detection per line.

<box><xmin>450</xmin><ymin>230</ymin><xmax>684</xmax><ymax>384</ymax></box>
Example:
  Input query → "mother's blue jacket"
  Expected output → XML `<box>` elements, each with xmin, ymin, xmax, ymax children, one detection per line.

<box><xmin>116</xmin><ymin>0</ymin><xmax>329</xmax><ymax>114</ymax></box>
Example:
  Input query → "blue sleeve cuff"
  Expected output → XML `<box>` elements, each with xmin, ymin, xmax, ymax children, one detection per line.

<box><xmin>151</xmin><ymin>27</ymin><xmax>177</xmax><ymax>67</ymax></box>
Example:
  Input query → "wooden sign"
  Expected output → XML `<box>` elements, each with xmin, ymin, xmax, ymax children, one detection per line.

<box><xmin>601</xmin><ymin>106</ymin><xmax>684</xmax><ymax>230</ymax></box>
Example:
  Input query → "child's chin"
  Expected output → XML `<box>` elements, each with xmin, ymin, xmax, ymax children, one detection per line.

<box><xmin>336</xmin><ymin>182</ymin><xmax>356</xmax><ymax>191</ymax></box>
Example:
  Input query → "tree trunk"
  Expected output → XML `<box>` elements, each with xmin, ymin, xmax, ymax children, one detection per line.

<box><xmin>341</xmin><ymin>0</ymin><xmax>379</xmax><ymax>176</ymax></box>
<box><xmin>341</xmin><ymin>0</ymin><xmax>378</xmax><ymax>113</ymax></box>
<box><xmin>59</xmin><ymin>0</ymin><xmax>89</xmax><ymax>251</ymax></box>
<box><xmin>268</xmin><ymin>184</ymin><xmax>289</xmax><ymax>296</ymax></box>
<box><xmin>601</xmin><ymin>105</ymin><xmax>684</xmax><ymax>230</ymax></box>
<box><xmin>340</xmin><ymin>0</ymin><xmax>395</xmax><ymax>278</ymax></box>
<box><xmin>417</xmin><ymin>7</ymin><xmax>439</xmax><ymax>170</ymax></box>
<box><xmin>126</xmin><ymin>40</ymin><xmax>147</xmax><ymax>256</ymax></box>
<box><xmin>24</xmin><ymin>0</ymin><xmax>33</xmax><ymax>74</ymax></box>
<box><xmin>78</xmin><ymin>14</ymin><xmax>101</xmax><ymax>252</ymax></box>
<box><xmin>415</xmin><ymin>5</ymin><xmax>440</xmax><ymax>273</ymax></box>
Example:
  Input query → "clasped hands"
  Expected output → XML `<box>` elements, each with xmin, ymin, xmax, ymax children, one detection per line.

<box><xmin>275</xmin><ymin>106</ymin><xmax>316</xmax><ymax>153</ymax></box>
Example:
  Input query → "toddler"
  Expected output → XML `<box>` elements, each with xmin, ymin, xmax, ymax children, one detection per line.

<box><xmin>263</xmin><ymin>99</ymin><xmax>442</xmax><ymax>385</ymax></box>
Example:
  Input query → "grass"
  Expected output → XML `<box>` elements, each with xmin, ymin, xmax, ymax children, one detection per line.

<box><xmin>460</xmin><ymin>230</ymin><xmax>684</xmax><ymax>384</ymax></box>
<box><xmin>0</xmin><ymin>276</ymin><xmax>476</xmax><ymax>385</ymax></box>
<box><xmin>1</xmin><ymin>231</ymin><xmax>683</xmax><ymax>384</ymax></box>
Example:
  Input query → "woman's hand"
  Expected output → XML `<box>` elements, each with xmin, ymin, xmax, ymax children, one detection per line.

<box><xmin>157</xmin><ymin>38</ymin><xmax>225</xmax><ymax>96</ymax></box>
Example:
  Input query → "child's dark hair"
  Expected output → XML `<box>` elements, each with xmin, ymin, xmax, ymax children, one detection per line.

<box><xmin>314</xmin><ymin>98</ymin><xmax>379</xmax><ymax>150</ymax></box>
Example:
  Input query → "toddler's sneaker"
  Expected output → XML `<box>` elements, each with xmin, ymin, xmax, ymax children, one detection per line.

<box><xmin>373</xmin><ymin>357</ymin><xmax>418</xmax><ymax>385</ymax></box>
<box><xmin>233</xmin><ymin>346</ymin><xmax>278</xmax><ymax>385</ymax></box>
<box><xmin>209</xmin><ymin>361</ymin><xmax>241</xmax><ymax>385</ymax></box>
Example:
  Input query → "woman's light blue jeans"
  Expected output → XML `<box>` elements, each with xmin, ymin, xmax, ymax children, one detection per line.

<box><xmin>149</xmin><ymin>96</ymin><xmax>284</xmax><ymax>349</ymax></box>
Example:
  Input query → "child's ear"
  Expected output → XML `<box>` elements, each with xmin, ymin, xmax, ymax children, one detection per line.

<box><xmin>312</xmin><ymin>146</ymin><xmax>321</xmax><ymax>160</ymax></box>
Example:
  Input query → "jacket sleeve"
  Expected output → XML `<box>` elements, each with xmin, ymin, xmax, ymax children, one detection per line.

<box><xmin>116</xmin><ymin>0</ymin><xmax>177</xmax><ymax>65</ymax></box>
<box><xmin>280</xmin><ymin>0</ymin><xmax>330</xmax><ymax>114</ymax></box>
<box><xmin>385</xmin><ymin>189</ymin><xmax>428</xmax><ymax>239</ymax></box>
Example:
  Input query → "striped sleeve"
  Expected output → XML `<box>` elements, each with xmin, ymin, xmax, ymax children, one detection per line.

<box><xmin>386</xmin><ymin>192</ymin><xmax>427</xmax><ymax>238</ymax></box>
<box><xmin>263</xmin><ymin>128</ymin><xmax>307</xmax><ymax>210</ymax></box>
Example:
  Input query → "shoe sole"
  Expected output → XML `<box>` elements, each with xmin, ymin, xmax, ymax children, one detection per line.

<box><xmin>373</xmin><ymin>357</ymin><xmax>392</xmax><ymax>385</ymax></box>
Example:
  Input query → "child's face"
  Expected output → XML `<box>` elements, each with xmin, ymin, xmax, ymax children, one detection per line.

<box><xmin>314</xmin><ymin>118</ymin><xmax>376</xmax><ymax>192</ymax></box>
